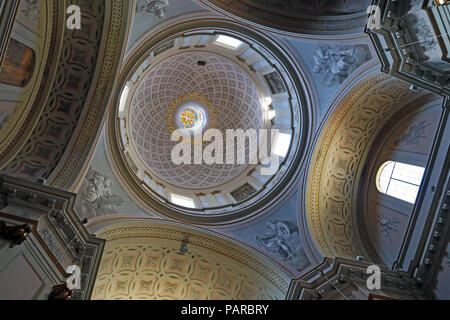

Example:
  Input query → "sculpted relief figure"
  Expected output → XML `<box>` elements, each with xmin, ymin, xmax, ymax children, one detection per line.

<box><xmin>256</xmin><ymin>219</ymin><xmax>310</xmax><ymax>271</ymax></box>
<box><xmin>136</xmin><ymin>0</ymin><xmax>170</xmax><ymax>18</ymax></box>
<box><xmin>80</xmin><ymin>170</ymin><xmax>125</xmax><ymax>218</ymax></box>
<box><xmin>256</xmin><ymin>220</ymin><xmax>298</xmax><ymax>260</ymax></box>
<box><xmin>313</xmin><ymin>45</ymin><xmax>369</xmax><ymax>87</ymax></box>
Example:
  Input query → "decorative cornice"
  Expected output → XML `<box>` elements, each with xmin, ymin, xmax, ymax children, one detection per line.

<box><xmin>200</xmin><ymin>0</ymin><xmax>369</xmax><ymax>35</ymax></box>
<box><xmin>0</xmin><ymin>175</ymin><xmax>105</xmax><ymax>300</ymax></box>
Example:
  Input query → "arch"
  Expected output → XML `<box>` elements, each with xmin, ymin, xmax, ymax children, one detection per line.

<box><xmin>304</xmin><ymin>72</ymin><xmax>440</xmax><ymax>260</ymax></box>
<box><xmin>357</xmin><ymin>99</ymin><xmax>443</xmax><ymax>266</ymax></box>
<box><xmin>91</xmin><ymin>221</ymin><xmax>290</xmax><ymax>299</ymax></box>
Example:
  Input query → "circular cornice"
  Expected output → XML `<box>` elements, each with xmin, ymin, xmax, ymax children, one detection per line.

<box><xmin>107</xmin><ymin>18</ymin><xmax>312</xmax><ymax>225</ymax></box>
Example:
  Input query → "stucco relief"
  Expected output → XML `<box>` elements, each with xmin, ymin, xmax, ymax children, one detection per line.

<box><xmin>377</xmin><ymin>214</ymin><xmax>399</xmax><ymax>240</ymax></box>
<box><xmin>2</xmin><ymin>0</ymin><xmax>107</xmax><ymax>181</ymax></box>
<box><xmin>313</xmin><ymin>45</ymin><xmax>371</xmax><ymax>87</ymax></box>
<box><xmin>255</xmin><ymin>220</ymin><xmax>308</xmax><ymax>271</ymax></box>
<box><xmin>136</xmin><ymin>0</ymin><xmax>170</xmax><ymax>17</ymax></box>
<box><xmin>396</xmin><ymin>120</ymin><xmax>430</xmax><ymax>146</ymax></box>
<box><xmin>78</xmin><ymin>169</ymin><xmax>125</xmax><ymax>219</ymax></box>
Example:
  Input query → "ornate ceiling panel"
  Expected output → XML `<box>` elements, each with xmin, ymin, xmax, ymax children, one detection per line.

<box><xmin>107</xmin><ymin>22</ymin><xmax>309</xmax><ymax>221</ymax></box>
<box><xmin>237</xmin><ymin>0</ymin><xmax>371</xmax><ymax>15</ymax></box>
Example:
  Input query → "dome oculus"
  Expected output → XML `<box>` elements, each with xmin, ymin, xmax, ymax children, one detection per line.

<box><xmin>178</xmin><ymin>105</ymin><xmax>204</xmax><ymax>131</ymax></box>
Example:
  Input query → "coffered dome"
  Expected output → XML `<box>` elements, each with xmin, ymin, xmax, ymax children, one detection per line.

<box><xmin>110</xmin><ymin>26</ymin><xmax>308</xmax><ymax>222</ymax></box>
<box><xmin>129</xmin><ymin>51</ymin><xmax>264</xmax><ymax>189</ymax></box>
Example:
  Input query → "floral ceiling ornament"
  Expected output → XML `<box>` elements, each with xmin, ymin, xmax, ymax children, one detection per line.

<box><xmin>136</xmin><ymin>0</ymin><xmax>170</xmax><ymax>18</ymax></box>
<box><xmin>377</xmin><ymin>214</ymin><xmax>400</xmax><ymax>240</ymax></box>
<box><xmin>0</xmin><ymin>221</ymin><xmax>31</xmax><ymax>248</ymax></box>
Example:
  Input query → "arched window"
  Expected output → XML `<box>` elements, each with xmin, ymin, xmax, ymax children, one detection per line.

<box><xmin>376</xmin><ymin>161</ymin><xmax>425</xmax><ymax>204</ymax></box>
